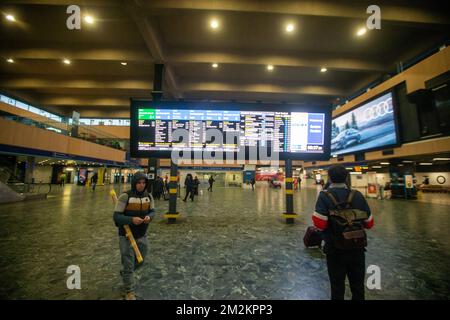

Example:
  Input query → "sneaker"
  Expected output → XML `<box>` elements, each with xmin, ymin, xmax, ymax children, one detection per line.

<box><xmin>125</xmin><ymin>291</ymin><xmax>137</xmax><ymax>300</ymax></box>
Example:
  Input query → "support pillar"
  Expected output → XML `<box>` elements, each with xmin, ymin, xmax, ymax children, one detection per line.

<box><xmin>164</xmin><ymin>161</ymin><xmax>181</xmax><ymax>223</ymax></box>
<box><xmin>282</xmin><ymin>158</ymin><xmax>297</xmax><ymax>224</ymax></box>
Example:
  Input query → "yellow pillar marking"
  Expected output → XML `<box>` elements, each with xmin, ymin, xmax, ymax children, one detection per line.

<box><xmin>282</xmin><ymin>213</ymin><xmax>298</xmax><ymax>219</ymax></box>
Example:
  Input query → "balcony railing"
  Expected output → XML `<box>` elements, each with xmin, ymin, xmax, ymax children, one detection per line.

<box><xmin>1</xmin><ymin>114</ymin><xmax>126</xmax><ymax>151</ymax></box>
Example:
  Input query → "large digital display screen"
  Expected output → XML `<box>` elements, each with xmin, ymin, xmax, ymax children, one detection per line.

<box><xmin>331</xmin><ymin>91</ymin><xmax>398</xmax><ymax>156</ymax></box>
<box><xmin>130</xmin><ymin>101</ymin><xmax>331</xmax><ymax>160</ymax></box>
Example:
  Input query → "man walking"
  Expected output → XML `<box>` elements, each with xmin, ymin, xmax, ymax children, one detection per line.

<box><xmin>113</xmin><ymin>172</ymin><xmax>155</xmax><ymax>300</ymax></box>
<box><xmin>207</xmin><ymin>175</ymin><xmax>215</xmax><ymax>192</ymax></box>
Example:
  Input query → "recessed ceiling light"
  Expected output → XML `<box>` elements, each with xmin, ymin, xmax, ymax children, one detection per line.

<box><xmin>210</xmin><ymin>19</ymin><xmax>219</xmax><ymax>29</ymax></box>
<box><xmin>84</xmin><ymin>15</ymin><xmax>94</xmax><ymax>24</ymax></box>
<box><xmin>371</xmin><ymin>166</ymin><xmax>382</xmax><ymax>169</ymax></box>
<box><xmin>212</xmin><ymin>63</ymin><xmax>218</xmax><ymax>68</ymax></box>
<box><xmin>356</xmin><ymin>27</ymin><xmax>367</xmax><ymax>36</ymax></box>
<box><xmin>120</xmin><ymin>62</ymin><xmax>127</xmax><ymax>66</ymax></box>
<box><xmin>402</xmin><ymin>160</ymin><xmax>414</xmax><ymax>163</ymax></box>
<box><xmin>63</xmin><ymin>59</ymin><xmax>71</xmax><ymax>65</ymax></box>
<box><xmin>286</xmin><ymin>23</ymin><xmax>295</xmax><ymax>33</ymax></box>
<box><xmin>6</xmin><ymin>58</ymin><xmax>14</xmax><ymax>63</ymax></box>
<box><xmin>320</xmin><ymin>67</ymin><xmax>327</xmax><ymax>72</ymax></box>
<box><xmin>5</xmin><ymin>14</ymin><xmax>15</xmax><ymax>22</ymax></box>
<box><xmin>267</xmin><ymin>65</ymin><xmax>274</xmax><ymax>71</ymax></box>
<box><xmin>433</xmin><ymin>158</ymin><xmax>450</xmax><ymax>161</ymax></box>
<box><xmin>419</xmin><ymin>162</ymin><xmax>433</xmax><ymax>166</ymax></box>
<box><xmin>380</xmin><ymin>162</ymin><xmax>390</xmax><ymax>165</ymax></box>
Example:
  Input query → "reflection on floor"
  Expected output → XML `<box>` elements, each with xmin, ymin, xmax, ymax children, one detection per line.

<box><xmin>417</xmin><ymin>192</ymin><xmax>450</xmax><ymax>206</ymax></box>
<box><xmin>304</xmin><ymin>182</ymin><xmax>450</xmax><ymax>206</ymax></box>
<box><xmin>0</xmin><ymin>183</ymin><xmax>449</xmax><ymax>300</ymax></box>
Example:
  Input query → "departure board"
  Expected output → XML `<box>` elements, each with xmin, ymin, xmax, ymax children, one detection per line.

<box><xmin>136</xmin><ymin>108</ymin><xmax>325</xmax><ymax>153</ymax></box>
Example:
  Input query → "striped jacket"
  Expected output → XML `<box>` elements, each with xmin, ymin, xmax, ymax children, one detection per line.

<box><xmin>113</xmin><ymin>190</ymin><xmax>155</xmax><ymax>238</ymax></box>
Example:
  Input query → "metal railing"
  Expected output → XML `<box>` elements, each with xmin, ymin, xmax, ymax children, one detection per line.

<box><xmin>2</xmin><ymin>114</ymin><xmax>126</xmax><ymax>151</ymax></box>
<box><xmin>7</xmin><ymin>181</ymin><xmax>52</xmax><ymax>195</ymax></box>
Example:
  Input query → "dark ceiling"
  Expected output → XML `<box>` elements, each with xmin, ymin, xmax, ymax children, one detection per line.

<box><xmin>0</xmin><ymin>0</ymin><xmax>449</xmax><ymax>117</ymax></box>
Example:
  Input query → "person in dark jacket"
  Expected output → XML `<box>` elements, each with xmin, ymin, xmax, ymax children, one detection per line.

<box><xmin>193</xmin><ymin>176</ymin><xmax>200</xmax><ymax>195</ymax></box>
<box><xmin>183</xmin><ymin>174</ymin><xmax>195</xmax><ymax>202</ymax></box>
<box><xmin>113</xmin><ymin>172</ymin><xmax>155</xmax><ymax>300</ymax></box>
<box><xmin>152</xmin><ymin>176</ymin><xmax>164</xmax><ymax>200</ymax></box>
<box><xmin>91</xmin><ymin>172</ymin><xmax>98</xmax><ymax>191</ymax></box>
<box><xmin>250</xmin><ymin>177</ymin><xmax>256</xmax><ymax>191</ymax></box>
<box><xmin>164</xmin><ymin>174</ymin><xmax>169</xmax><ymax>192</ymax></box>
<box><xmin>312</xmin><ymin>165</ymin><xmax>374</xmax><ymax>300</ymax></box>
<box><xmin>207</xmin><ymin>175</ymin><xmax>215</xmax><ymax>192</ymax></box>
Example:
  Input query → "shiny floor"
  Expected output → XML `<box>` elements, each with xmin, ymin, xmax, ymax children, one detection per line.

<box><xmin>0</xmin><ymin>182</ymin><xmax>449</xmax><ymax>300</ymax></box>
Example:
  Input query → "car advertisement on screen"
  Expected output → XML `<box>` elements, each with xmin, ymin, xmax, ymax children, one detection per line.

<box><xmin>331</xmin><ymin>92</ymin><xmax>397</xmax><ymax>155</ymax></box>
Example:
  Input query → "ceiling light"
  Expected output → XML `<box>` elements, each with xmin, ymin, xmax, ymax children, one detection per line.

<box><xmin>286</xmin><ymin>23</ymin><xmax>295</xmax><ymax>33</ymax></box>
<box><xmin>212</xmin><ymin>63</ymin><xmax>218</xmax><ymax>68</ymax></box>
<box><xmin>267</xmin><ymin>65</ymin><xmax>274</xmax><ymax>71</ymax></box>
<box><xmin>84</xmin><ymin>15</ymin><xmax>94</xmax><ymax>24</ymax></box>
<box><xmin>402</xmin><ymin>160</ymin><xmax>414</xmax><ymax>163</ymax></box>
<box><xmin>5</xmin><ymin>14</ymin><xmax>15</xmax><ymax>22</ymax></box>
<box><xmin>6</xmin><ymin>58</ymin><xmax>14</xmax><ymax>63</ymax></box>
<box><xmin>350</xmin><ymin>172</ymin><xmax>362</xmax><ymax>175</ymax></box>
<box><xmin>320</xmin><ymin>67</ymin><xmax>327</xmax><ymax>72</ymax></box>
<box><xmin>433</xmin><ymin>158</ymin><xmax>450</xmax><ymax>161</ymax></box>
<box><xmin>210</xmin><ymin>19</ymin><xmax>219</xmax><ymax>29</ymax></box>
<box><xmin>419</xmin><ymin>163</ymin><xmax>433</xmax><ymax>166</ymax></box>
<box><xmin>357</xmin><ymin>27</ymin><xmax>367</xmax><ymax>36</ymax></box>
<box><xmin>371</xmin><ymin>166</ymin><xmax>382</xmax><ymax>169</ymax></box>
<box><xmin>380</xmin><ymin>162</ymin><xmax>390</xmax><ymax>165</ymax></box>
<box><xmin>63</xmin><ymin>59</ymin><xmax>71</xmax><ymax>65</ymax></box>
<box><xmin>398</xmin><ymin>164</ymin><xmax>404</xmax><ymax>167</ymax></box>
<box><xmin>120</xmin><ymin>62</ymin><xmax>127</xmax><ymax>66</ymax></box>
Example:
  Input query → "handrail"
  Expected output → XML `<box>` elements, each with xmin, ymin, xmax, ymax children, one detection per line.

<box><xmin>7</xmin><ymin>181</ymin><xmax>52</xmax><ymax>195</ymax></box>
<box><xmin>1</xmin><ymin>115</ymin><xmax>126</xmax><ymax>150</ymax></box>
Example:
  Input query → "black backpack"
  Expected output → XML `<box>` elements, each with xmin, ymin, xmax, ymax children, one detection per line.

<box><xmin>323</xmin><ymin>190</ymin><xmax>369</xmax><ymax>250</ymax></box>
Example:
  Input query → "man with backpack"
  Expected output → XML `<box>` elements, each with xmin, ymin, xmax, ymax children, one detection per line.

<box><xmin>312</xmin><ymin>165</ymin><xmax>374</xmax><ymax>300</ymax></box>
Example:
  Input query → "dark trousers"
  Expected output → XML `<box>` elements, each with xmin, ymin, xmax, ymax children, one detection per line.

<box><xmin>184</xmin><ymin>189</ymin><xmax>194</xmax><ymax>201</ymax></box>
<box><xmin>326</xmin><ymin>250</ymin><xmax>365</xmax><ymax>300</ymax></box>
<box><xmin>207</xmin><ymin>183</ymin><xmax>213</xmax><ymax>192</ymax></box>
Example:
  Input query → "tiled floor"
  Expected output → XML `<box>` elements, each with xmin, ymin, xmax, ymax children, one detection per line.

<box><xmin>0</xmin><ymin>183</ymin><xmax>449</xmax><ymax>300</ymax></box>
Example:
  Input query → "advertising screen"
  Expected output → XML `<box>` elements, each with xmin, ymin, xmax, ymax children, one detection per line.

<box><xmin>331</xmin><ymin>91</ymin><xmax>398</xmax><ymax>156</ymax></box>
<box><xmin>130</xmin><ymin>101</ymin><xmax>331</xmax><ymax>160</ymax></box>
